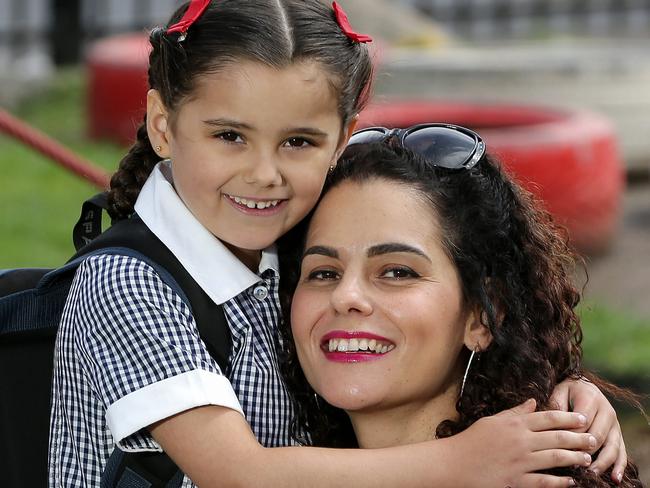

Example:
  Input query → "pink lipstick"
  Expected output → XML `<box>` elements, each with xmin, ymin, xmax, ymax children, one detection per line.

<box><xmin>321</xmin><ymin>330</ymin><xmax>395</xmax><ymax>363</ymax></box>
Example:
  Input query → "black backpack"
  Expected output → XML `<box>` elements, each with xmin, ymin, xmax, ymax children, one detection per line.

<box><xmin>0</xmin><ymin>194</ymin><xmax>232</xmax><ymax>487</ymax></box>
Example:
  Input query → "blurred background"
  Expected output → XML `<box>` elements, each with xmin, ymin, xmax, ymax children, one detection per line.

<box><xmin>1</xmin><ymin>0</ymin><xmax>648</xmax><ymax>480</ymax></box>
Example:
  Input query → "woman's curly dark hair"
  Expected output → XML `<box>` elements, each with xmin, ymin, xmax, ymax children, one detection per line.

<box><xmin>277</xmin><ymin>141</ymin><xmax>644</xmax><ymax>486</ymax></box>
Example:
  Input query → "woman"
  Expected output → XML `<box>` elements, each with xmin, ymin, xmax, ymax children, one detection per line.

<box><xmin>279</xmin><ymin>124</ymin><xmax>644</xmax><ymax>487</ymax></box>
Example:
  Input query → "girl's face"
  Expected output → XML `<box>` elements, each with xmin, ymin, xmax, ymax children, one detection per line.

<box><xmin>291</xmin><ymin>179</ymin><xmax>479</xmax><ymax>414</ymax></box>
<box><xmin>148</xmin><ymin>60</ymin><xmax>353</xmax><ymax>267</ymax></box>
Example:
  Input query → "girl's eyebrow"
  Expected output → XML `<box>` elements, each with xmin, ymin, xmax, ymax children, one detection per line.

<box><xmin>302</xmin><ymin>245</ymin><xmax>338</xmax><ymax>259</ymax></box>
<box><xmin>203</xmin><ymin>118</ymin><xmax>254</xmax><ymax>130</ymax></box>
<box><xmin>367</xmin><ymin>243</ymin><xmax>431</xmax><ymax>262</ymax></box>
<box><xmin>203</xmin><ymin>120</ymin><xmax>328</xmax><ymax>138</ymax></box>
<box><xmin>284</xmin><ymin>127</ymin><xmax>329</xmax><ymax>137</ymax></box>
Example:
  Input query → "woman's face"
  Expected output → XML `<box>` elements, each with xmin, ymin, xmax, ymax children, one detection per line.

<box><xmin>291</xmin><ymin>179</ymin><xmax>476</xmax><ymax>413</ymax></box>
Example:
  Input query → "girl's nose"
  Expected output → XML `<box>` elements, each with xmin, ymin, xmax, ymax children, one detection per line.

<box><xmin>244</xmin><ymin>153</ymin><xmax>283</xmax><ymax>187</ymax></box>
<box><xmin>330</xmin><ymin>274</ymin><xmax>373</xmax><ymax>316</ymax></box>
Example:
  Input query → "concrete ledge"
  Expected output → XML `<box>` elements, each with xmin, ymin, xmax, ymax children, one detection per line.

<box><xmin>375</xmin><ymin>39</ymin><xmax>650</xmax><ymax>173</ymax></box>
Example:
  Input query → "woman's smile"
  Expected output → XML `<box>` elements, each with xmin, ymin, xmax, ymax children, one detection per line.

<box><xmin>320</xmin><ymin>330</ymin><xmax>396</xmax><ymax>362</ymax></box>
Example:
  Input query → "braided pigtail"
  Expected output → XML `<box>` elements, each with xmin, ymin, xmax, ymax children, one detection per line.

<box><xmin>107</xmin><ymin>118</ymin><xmax>162</xmax><ymax>220</ymax></box>
<box><xmin>106</xmin><ymin>24</ymin><xmax>182</xmax><ymax>221</ymax></box>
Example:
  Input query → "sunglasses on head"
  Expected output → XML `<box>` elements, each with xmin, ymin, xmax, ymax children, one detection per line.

<box><xmin>347</xmin><ymin>123</ymin><xmax>486</xmax><ymax>170</ymax></box>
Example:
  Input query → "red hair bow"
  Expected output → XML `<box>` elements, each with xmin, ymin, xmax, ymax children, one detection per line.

<box><xmin>167</xmin><ymin>0</ymin><xmax>211</xmax><ymax>37</ymax></box>
<box><xmin>332</xmin><ymin>2</ymin><xmax>373</xmax><ymax>43</ymax></box>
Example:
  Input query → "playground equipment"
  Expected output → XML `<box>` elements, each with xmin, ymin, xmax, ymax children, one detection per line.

<box><xmin>87</xmin><ymin>33</ymin><xmax>150</xmax><ymax>146</ymax></box>
<box><xmin>359</xmin><ymin>101</ymin><xmax>624</xmax><ymax>255</ymax></box>
<box><xmin>0</xmin><ymin>108</ymin><xmax>110</xmax><ymax>189</ymax></box>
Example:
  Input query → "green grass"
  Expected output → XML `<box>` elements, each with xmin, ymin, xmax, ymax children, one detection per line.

<box><xmin>2</xmin><ymin>68</ymin><xmax>649</xmax><ymax>382</ymax></box>
<box><xmin>579</xmin><ymin>303</ymin><xmax>650</xmax><ymax>379</ymax></box>
<box><xmin>1</xmin><ymin>68</ymin><xmax>123</xmax><ymax>267</ymax></box>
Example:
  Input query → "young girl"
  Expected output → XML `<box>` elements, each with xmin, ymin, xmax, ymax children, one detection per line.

<box><xmin>49</xmin><ymin>1</ymin><xmax>627</xmax><ymax>487</ymax></box>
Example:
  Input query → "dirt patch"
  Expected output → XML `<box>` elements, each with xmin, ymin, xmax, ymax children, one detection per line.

<box><xmin>582</xmin><ymin>185</ymin><xmax>650</xmax><ymax>318</ymax></box>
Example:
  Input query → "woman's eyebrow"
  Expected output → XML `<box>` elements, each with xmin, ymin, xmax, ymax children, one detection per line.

<box><xmin>367</xmin><ymin>243</ymin><xmax>431</xmax><ymax>262</ymax></box>
<box><xmin>302</xmin><ymin>245</ymin><xmax>338</xmax><ymax>259</ymax></box>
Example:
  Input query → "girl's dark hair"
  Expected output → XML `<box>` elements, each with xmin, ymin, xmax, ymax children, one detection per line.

<box><xmin>277</xmin><ymin>142</ymin><xmax>644</xmax><ymax>486</ymax></box>
<box><xmin>108</xmin><ymin>0</ymin><xmax>373</xmax><ymax>220</ymax></box>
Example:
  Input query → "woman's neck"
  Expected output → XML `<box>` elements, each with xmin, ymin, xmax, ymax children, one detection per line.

<box><xmin>347</xmin><ymin>385</ymin><xmax>460</xmax><ymax>449</ymax></box>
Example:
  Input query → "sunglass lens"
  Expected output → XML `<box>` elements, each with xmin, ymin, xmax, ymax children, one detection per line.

<box><xmin>348</xmin><ymin>129</ymin><xmax>387</xmax><ymax>146</ymax></box>
<box><xmin>404</xmin><ymin>126</ymin><xmax>478</xmax><ymax>169</ymax></box>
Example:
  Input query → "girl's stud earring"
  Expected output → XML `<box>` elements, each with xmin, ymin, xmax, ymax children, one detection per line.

<box><xmin>155</xmin><ymin>145</ymin><xmax>162</xmax><ymax>153</ymax></box>
<box><xmin>328</xmin><ymin>164</ymin><xmax>336</xmax><ymax>174</ymax></box>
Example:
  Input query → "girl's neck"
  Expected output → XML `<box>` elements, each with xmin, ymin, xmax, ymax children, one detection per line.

<box><xmin>225</xmin><ymin>243</ymin><xmax>261</xmax><ymax>273</ymax></box>
<box><xmin>347</xmin><ymin>386</ymin><xmax>460</xmax><ymax>449</ymax></box>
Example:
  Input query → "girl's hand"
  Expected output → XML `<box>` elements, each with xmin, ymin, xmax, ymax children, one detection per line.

<box><xmin>550</xmin><ymin>377</ymin><xmax>627</xmax><ymax>484</ymax></box>
<box><xmin>450</xmin><ymin>399</ymin><xmax>595</xmax><ymax>488</ymax></box>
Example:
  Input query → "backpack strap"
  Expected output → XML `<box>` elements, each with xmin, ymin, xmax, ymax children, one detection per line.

<box><xmin>71</xmin><ymin>202</ymin><xmax>232</xmax><ymax>370</ymax></box>
<box><xmin>71</xmin><ymin>195</ymin><xmax>233</xmax><ymax>488</ymax></box>
<box><xmin>0</xmin><ymin>247</ymin><xmax>199</xmax><ymax>488</ymax></box>
<box><xmin>72</xmin><ymin>192</ymin><xmax>110</xmax><ymax>251</ymax></box>
<box><xmin>101</xmin><ymin>451</ymin><xmax>185</xmax><ymax>488</ymax></box>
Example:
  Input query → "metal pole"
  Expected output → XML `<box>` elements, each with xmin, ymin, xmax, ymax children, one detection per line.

<box><xmin>0</xmin><ymin>108</ymin><xmax>110</xmax><ymax>189</ymax></box>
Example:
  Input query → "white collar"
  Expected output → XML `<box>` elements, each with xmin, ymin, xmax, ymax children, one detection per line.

<box><xmin>134</xmin><ymin>161</ymin><xmax>279</xmax><ymax>305</ymax></box>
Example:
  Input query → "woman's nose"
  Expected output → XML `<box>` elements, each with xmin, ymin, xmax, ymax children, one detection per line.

<box><xmin>244</xmin><ymin>152</ymin><xmax>283</xmax><ymax>187</ymax></box>
<box><xmin>330</xmin><ymin>274</ymin><xmax>373</xmax><ymax>316</ymax></box>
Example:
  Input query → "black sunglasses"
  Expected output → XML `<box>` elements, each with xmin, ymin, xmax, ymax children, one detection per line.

<box><xmin>347</xmin><ymin>123</ymin><xmax>486</xmax><ymax>170</ymax></box>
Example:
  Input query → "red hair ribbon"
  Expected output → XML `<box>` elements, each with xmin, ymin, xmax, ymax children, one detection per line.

<box><xmin>167</xmin><ymin>0</ymin><xmax>211</xmax><ymax>37</ymax></box>
<box><xmin>332</xmin><ymin>2</ymin><xmax>373</xmax><ymax>43</ymax></box>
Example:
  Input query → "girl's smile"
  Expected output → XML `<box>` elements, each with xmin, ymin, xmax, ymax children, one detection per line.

<box><xmin>224</xmin><ymin>194</ymin><xmax>287</xmax><ymax>215</ymax></box>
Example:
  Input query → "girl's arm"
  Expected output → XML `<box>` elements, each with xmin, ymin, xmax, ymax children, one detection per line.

<box><xmin>551</xmin><ymin>377</ymin><xmax>627</xmax><ymax>482</ymax></box>
<box><xmin>151</xmin><ymin>399</ymin><xmax>593</xmax><ymax>488</ymax></box>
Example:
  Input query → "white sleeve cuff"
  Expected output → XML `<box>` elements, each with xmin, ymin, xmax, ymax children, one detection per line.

<box><xmin>106</xmin><ymin>370</ymin><xmax>244</xmax><ymax>442</ymax></box>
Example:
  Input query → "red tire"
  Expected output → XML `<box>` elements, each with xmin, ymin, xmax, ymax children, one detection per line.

<box><xmin>87</xmin><ymin>34</ymin><xmax>150</xmax><ymax>146</ymax></box>
<box><xmin>359</xmin><ymin>101</ymin><xmax>625</xmax><ymax>254</ymax></box>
